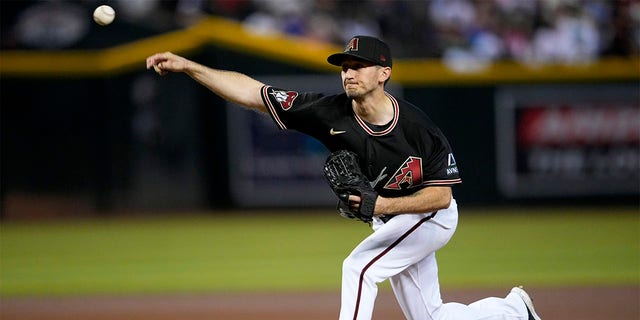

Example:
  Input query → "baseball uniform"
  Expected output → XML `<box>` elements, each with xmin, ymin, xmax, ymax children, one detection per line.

<box><xmin>261</xmin><ymin>85</ymin><xmax>529</xmax><ymax>320</ymax></box>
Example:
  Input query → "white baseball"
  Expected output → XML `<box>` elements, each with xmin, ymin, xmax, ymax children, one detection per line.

<box><xmin>93</xmin><ymin>5</ymin><xmax>115</xmax><ymax>26</ymax></box>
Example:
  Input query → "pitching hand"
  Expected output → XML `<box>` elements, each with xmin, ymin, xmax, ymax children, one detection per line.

<box><xmin>146</xmin><ymin>52</ymin><xmax>190</xmax><ymax>76</ymax></box>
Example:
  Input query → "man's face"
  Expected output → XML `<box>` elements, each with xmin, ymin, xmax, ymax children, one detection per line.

<box><xmin>340</xmin><ymin>58</ymin><xmax>386</xmax><ymax>99</ymax></box>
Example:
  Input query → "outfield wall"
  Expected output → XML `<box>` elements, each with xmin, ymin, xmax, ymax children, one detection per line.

<box><xmin>1</xmin><ymin>17</ymin><xmax>638</xmax><ymax>216</ymax></box>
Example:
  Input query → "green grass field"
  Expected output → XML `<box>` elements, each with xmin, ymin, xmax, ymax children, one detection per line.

<box><xmin>1</xmin><ymin>207</ymin><xmax>638</xmax><ymax>296</ymax></box>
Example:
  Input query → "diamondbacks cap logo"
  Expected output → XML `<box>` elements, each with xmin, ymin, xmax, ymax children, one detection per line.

<box><xmin>345</xmin><ymin>37</ymin><xmax>359</xmax><ymax>52</ymax></box>
<box><xmin>270</xmin><ymin>90</ymin><xmax>298</xmax><ymax>110</ymax></box>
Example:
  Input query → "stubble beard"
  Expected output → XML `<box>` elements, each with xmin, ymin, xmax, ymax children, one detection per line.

<box><xmin>345</xmin><ymin>89</ymin><xmax>360</xmax><ymax>99</ymax></box>
<box><xmin>344</xmin><ymin>83</ymin><xmax>367</xmax><ymax>99</ymax></box>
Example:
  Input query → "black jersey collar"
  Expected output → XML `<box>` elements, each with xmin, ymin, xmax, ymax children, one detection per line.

<box><xmin>354</xmin><ymin>92</ymin><xmax>399</xmax><ymax>136</ymax></box>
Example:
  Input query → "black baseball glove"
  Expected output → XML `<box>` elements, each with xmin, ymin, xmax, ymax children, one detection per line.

<box><xmin>323</xmin><ymin>150</ymin><xmax>378</xmax><ymax>223</ymax></box>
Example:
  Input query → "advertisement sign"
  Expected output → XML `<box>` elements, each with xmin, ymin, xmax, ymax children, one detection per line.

<box><xmin>496</xmin><ymin>84</ymin><xmax>639</xmax><ymax>198</ymax></box>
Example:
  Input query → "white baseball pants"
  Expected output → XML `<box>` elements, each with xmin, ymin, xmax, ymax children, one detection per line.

<box><xmin>339</xmin><ymin>199</ymin><xmax>529</xmax><ymax>320</ymax></box>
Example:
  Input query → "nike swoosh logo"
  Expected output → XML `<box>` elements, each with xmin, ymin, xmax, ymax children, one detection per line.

<box><xmin>329</xmin><ymin>128</ymin><xmax>346</xmax><ymax>135</ymax></box>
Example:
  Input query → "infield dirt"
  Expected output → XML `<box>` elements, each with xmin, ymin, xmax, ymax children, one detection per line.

<box><xmin>2</xmin><ymin>286</ymin><xmax>637</xmax><ymax>320</ymax></box>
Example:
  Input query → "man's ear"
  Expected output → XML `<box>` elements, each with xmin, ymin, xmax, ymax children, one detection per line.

<box><xmin>379</xmin><ymin>67</ymin><xmax>391</xmax><ymax>83</ymax></box>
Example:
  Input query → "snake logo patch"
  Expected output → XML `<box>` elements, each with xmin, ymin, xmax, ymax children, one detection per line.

<box><xmin>384</xmin><ymin>157</ymin><xmax>423</xmax><ymax>190</ymax></box>
<box><xmin>270</xmin><ymin>90</ymin><xmax>298</xmax><ymax>111</ymax></box>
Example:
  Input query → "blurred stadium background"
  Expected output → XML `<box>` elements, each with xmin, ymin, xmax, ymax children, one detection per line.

<box><xmin>0</xmin><ymin>1</ymin><xmax>638</xmax><ymax>317</ymax></box>
<box><xmin>1</xmin><ymin>0</ymin><xmax>638</xmax><ymax>216</ymax></box>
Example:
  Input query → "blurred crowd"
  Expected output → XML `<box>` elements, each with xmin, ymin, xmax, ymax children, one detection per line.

<box><xmin>2</xmin><ymin>0</ymin><xmax>639</xmax><ymax>65</ymax></box>
<box><xmin>209</xmin><ymin>0</ymin><xmax>640</xmax><ymax>65</ymax></box>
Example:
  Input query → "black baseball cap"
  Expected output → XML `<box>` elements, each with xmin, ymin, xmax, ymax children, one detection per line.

<box><xmin>327</xmin><ymin>35</ymin><xmax>392</xmax><ymax>68</ymax></box>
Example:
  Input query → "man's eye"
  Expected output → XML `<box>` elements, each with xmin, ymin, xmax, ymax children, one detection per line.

<box><xmin>342</xmin><ymin>64</ymin><xmax>364</xmax><ymax>72</ymax></box>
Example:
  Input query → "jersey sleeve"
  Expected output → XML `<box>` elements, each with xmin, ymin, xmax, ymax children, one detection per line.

<box><xmin>419</xmin><ymin>127</ymin><xmax>462</xmax><ymax>187</ymax></box>
<box><xmin>260</xmin><ymin>85</ymin><xmax>324</xmax><ymax>131</ymax></box>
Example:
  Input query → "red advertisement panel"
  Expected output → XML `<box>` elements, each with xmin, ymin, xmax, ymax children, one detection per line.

<box><xmin>496</xmin><ymin>85</ymin><xmax>639</xmax><ymax>198</ymax></box>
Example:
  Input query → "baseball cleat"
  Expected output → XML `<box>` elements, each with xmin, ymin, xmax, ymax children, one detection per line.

<box><xmin>511</xmin><ymin>286</ymin><xmax>541</xmax><ymax>320</ymax></box>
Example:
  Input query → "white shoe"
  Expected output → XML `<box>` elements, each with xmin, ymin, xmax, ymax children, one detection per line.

<box><xmin>511</xmin><ymin>286</ymin><xmax>541</xmax><ymax>320</ymax></box>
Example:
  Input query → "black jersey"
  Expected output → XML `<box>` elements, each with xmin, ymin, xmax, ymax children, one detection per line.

<box><xmin>261</xmin><ymin>85</ymin><xmax>461</xmax><ymax>198</ymax></box>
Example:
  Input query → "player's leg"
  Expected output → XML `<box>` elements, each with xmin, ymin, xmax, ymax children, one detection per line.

<box><xmin>339</xmin><ymin>212</ymin><xmax>454</xmax><ymax>320</ymax></box>
<box><xmin>390</xmin><ymin>242</ymin><xmax>529</xmax><ymax>320</ymax></box>
<box><xmin>389</xmin><ymin>246</ymin><xmax>529</xmax><ymax>319</ymax></box>
<box><xmin>389</xmin><ymin>251</ymin><xmax>445</xmax><ymax>319</ymax></box>
<box><xmin>338</xmin><ymin>226</ymin><xmax>393</xmax><ymax>320</ymax></box>
<box><xmin>387</xmin><ymin>204</ymin><xmax>530</xmax><ymax>320</ymax></box>
<box><xmin>339</xmin><ymin>241</ymin><xmax>380</xmax><ymax>320</ymax></box>
<box><xmin>391</xmin><ymin>254</ymin><xmax>528</xmax><ymax>320</ymax></box>
<box><xmin>464</xmin><ymin>292</ymin><xmax>529</xmax><ymax>319</ymax></box>
<box><xmin>388</xmin><ymin>213</ymin><xmax>460</xmax><ymax>320</ymax></box>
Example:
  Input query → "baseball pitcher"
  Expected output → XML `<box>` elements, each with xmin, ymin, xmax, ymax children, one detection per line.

<box><xmin>146</xmin><ymin>35</ymin><xmax>541</xmax><ymax>320</ymax></box>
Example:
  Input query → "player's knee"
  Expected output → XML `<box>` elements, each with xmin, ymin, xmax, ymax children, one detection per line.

<box><xmin>342</xmin><ymin>252</ymin><xmax>370</xmax><ymax>277</ymax></box>
<box><xmin>342</xmin><ymin>254</ymin><xmax>361</xmax><ymax>275</ymax></box>
<box><xmin>343</xmin><ymin>254</ymin><xmax>387</xmax><ymax>287</ymax></box>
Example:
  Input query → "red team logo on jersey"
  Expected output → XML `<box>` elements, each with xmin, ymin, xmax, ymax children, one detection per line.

<box><xmin>270</xmin><ymin>90</ymin><xmax>298</xmax><ymax>110</ymax></box>
<box><xmin>384</xmin><ymin>157</ymin><xmax>424</xmax><ymax>190</ymax></box>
